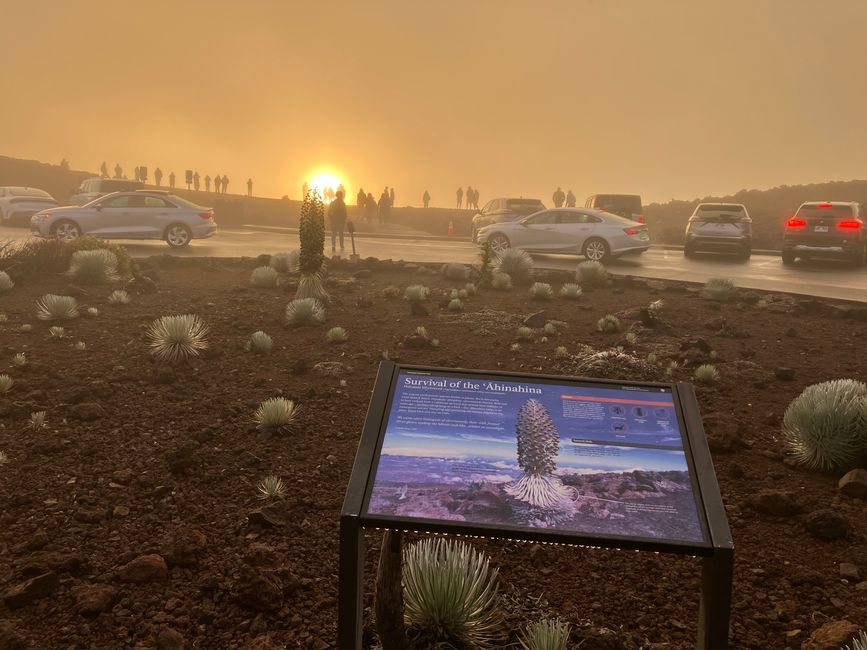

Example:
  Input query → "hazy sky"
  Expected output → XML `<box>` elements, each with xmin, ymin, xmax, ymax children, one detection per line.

<box><xmin>4</xmin><ymin>0</ymin><xmax>867</xmax><ymax>205</ymax></box>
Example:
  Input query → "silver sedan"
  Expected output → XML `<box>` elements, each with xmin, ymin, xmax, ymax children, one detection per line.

<box><xmin>31</xmin><ymin>191</ymin><xmax>217</xmax><ymax>248</ymax></box>
<box><xmin>476</xmin><ymin>208</ymin><xmax>650</xmax><ymax>262</ymax></box>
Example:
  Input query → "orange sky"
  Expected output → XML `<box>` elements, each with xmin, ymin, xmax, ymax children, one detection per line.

<box><xmin>3</xmin><ymin>0</ymin><xmax>867</xmax><ymax>206</ymax></box>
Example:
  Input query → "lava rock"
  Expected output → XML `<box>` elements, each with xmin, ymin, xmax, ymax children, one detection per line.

<box><xmin>801</xmin><ymin>620</ymin><xmax>862</xmax><ymax>650</ymax></box>
<box><xmin>840</xmin><ymin>563</ymin><xmax>860</xmax><ymax>581</ymax></box>
<box><xmin>74</xmin><ymin>506</ymin><xmax>109</xmax><ymax>524</ymax></box>
<box><xmin>156</xmin><ymin>627</ymin><xmax>185</xmax><ymax>650</ymax></box>
<box><xmin>409</xmin><ymin>301</ymin><xmax>428</xmax><ymax>316</ymax></box>
<box><xmin>523</xmin><ymin>311</ymin><xmax>547</xmax><ymax>328</ymax></box>
<box><xmin>2</xmin><ymin>572</ymin><xmax>59</xmax><ymax>609</ymax></box>
<box><xmin>119</xmin><ymin>554</ymin><xmax>169</xmax><ymax>583</ymax></box>
<box><xmin>774</xmin><ymin>367</ymin><xmax>796</xmax><ymax>381</ymax></box>
<box><xmin>166</xmin><ymin>445</ymin><xmax>199</xmax><ymax>475</ymax></box>
<box><xmin>73</xmin><ymin>584</ymin><xmax>119</xmax><ymax>616</ymax></box>
<box><xmin>20</xmin><ymin>551</ymin><xmax>88</xmax><ymax>578</ymax></box>
<box><xmin>67</xmin><ymin>402</ymin><xmax>105</xmax><ymax>421</ymax></box>
<box><xmin>749</xmin><ymin>489</ymin><xmax>802</xmax><ymax>517</ymax></box>
<box><xmin>805</xmin><ymin>509</ymin><xmax>849</xmax><ymax>541</ymax></box>
<box><xmin>166</xmin><ymin>528</ymin><xmax>208</xmax><ymax>567</ymax></box>
<box><xmin>838</xmin><ymin>469</ymin><xmax>867</xmax><ymax>500</ymax></box>
<box><xmin>247</xmin><ymin>503</ymin><xmax>289</xmax><ymax>529</ymax></box>
<box><xmin>234</xmin><ymin>567</ymin><xmax>283</xmax><ymax>613</ymax></box>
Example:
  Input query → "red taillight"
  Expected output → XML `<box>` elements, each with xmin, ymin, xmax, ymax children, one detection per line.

<box><xmin>198</xmin><ymin>211</ymin><xmax>213</xmax><ymax>220</ymax></box>
<box><xmin>838</xmin><ymin>220</ymin><xmax>862</xmax><ymax>229</ymax></box>
<box><xmin>635</xmin><ymin>214</ymin><xmax>646</xmax><ymax>224</ymax></box>
<box><xmin>786</xmin><ymin>217</ymin><xmax>806</xmax><ymax>228</ymax></box>
<box><xmin>623</xmin><ymin>228</ymin><xmax>639</xmax><ymax>235</ymax></box>
<box><xmin>818</xmin><ymin>202</ymin><xmax>833</xmax><ymax>208</ymax></box>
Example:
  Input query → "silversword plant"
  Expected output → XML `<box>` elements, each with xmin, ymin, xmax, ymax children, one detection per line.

<box><xmin>147</xmin><ymin>314</ymin><xmax>209</xmax><ymax>362</ymax></box>
<box><xmin>555</xmin><ymin>346</ymin><xmax>570</xmax><ymax>359</ymax></box>
<box><xmin>0</xmin><ymin>374</ymin><xmax>13</xmax><ymax>394</ymax></box>
<box><xmin>702</xmin><ymin>277</ymin><xmax>737</xmax><ymax>302</ymax></box>
<box><xmin>404</xmin><ymin>284</ymin><xmax>430</xmax><ymax>302</ymax></box>
<box><xmin>28</xmin><ymin>411</ymin><xmax>47</xmax><ymax>431</ymax></box>
<box><xmin>529</xmin><ymin>282</ymin><xmax>553</xmax><ymax>300</ymax></box>
<box><xmin>326</xmin><ymin>326</ymin><xmax>348</xmax><ymax>343</ymax></box>
<box><xmin>269</xmin><ymin>250</ymin><xmax>300</xmax><ymax>273</ymax></box>
<box><xmin>48</xmin><ymin>326</ymin><xmax>66</xmax><ymax>339</ymax></box>
<box><xmin>464</xmin><ymin>282</ymin><xmax>477</xmax><ymax>296</ymax></box>
<box><xmin>543</xmin><ymin>322</ymin><xmax>558</xmax><ymax>335</ymax></box>
<box><xmin>13</xmin><ymin>353</ymin><xmax>26</xmax><ymax>366</ymax></box>
<box><xmin>694</xmin><ymin>364</ymin><xmax>719</xmax><ymax>384</ymax></box>
<box><xmin>285</xmin><ymin>298</ymin><xmax>326</xmax><ymax>326</ymax></box>
<box><xmin>403</xmin><ymin>538</ymin><xmax>503</xmax><ymax>649</ymax></box>
<box><xmin>382</xmin><ymin>285</ymin><xmax>401</xmax><ymax>299</ymax></box>
<box><xmin>597</xmin><ymin>314</ymin><xmax>621</xmax><ymax>333</ymax></box>
<box><xmin>86</xmin><ymin>307</ymin><xmax>99</xmax><ymax>317</ymax></box>
<box><xmin>19</xmin><ymin>324</ymin><xmax>32</xmax><ymax>332</ymax></box>
<box><xmin>560</xmin><ymin>283</ymin><xmax>582</xmax><ymax>299</ymax></box>
<box><xmin>36</xmin><ymin>294</ymin><xmax>79</xmax><ymax>321</ymax></box>
<box><xmin>576</xmin><ymin>260</ymin><xmax>608</xmax><ymax>287</ymax></box>
<box><xmin>257</xmin><ymin>474</ymin><xmax>287</xmax><ymax>500</ymax></box>
<box><xmin>625</xmin><ymin>331</ymin><xmax>638</xmax><ymax>346</ymax></box>
<box><xmin>519</xmin><ymin>618</ymin><xmax>571</xmax><ymax>650</ymax></box>
<box><xmin>74</xmin><ymin>341</ymin><xmax>86</xmax><ymax>350</ymax></box>
<box><xmin>517</xmin><ymin>326</ymin><xmax>534</xmax><ymax>341</ymax></box>
<box><xmin>254</xmin><ymin>397</ymin><xmax>299</xmax><ymax>434</ymax></box>
<box><xmin>442</xmin><ymin>262</ymin><xmax>470</xmax><ymax>281</ymax></box>
<box><xmin>0</xmin><ymin>271</ymin><xmax>13</xmax><ymax>292</ymax></box>
<box><xmin>66</xmin><ymin>249</ymin><xmax>119</xmax><ymax>284</ymax></box>
<box><xmin>250</xmin><ymin>265</ymin><xmax>279</xmax><ymax>288</ymax></box>
<box><xmin>842</xmin><ymin>630</ymin><xmax>867</xmax><ymax>650</ymax></box>
<box><xmin>491</xmin><ymin>271</ymin><xmax>513</xmax><ymax>291</ymax></box>
<box><xmin>247</xmin><ymin>331</ymin><xmax>273</xmax><ymax>354</ymax></box>
<box><xmin>0</xmin><ymin>450</ymin><xmax>8</xmax><ymax>465</ymax></box>
<box><xmin>448</xmin><ymin>298</ymin><xmax>464</xmax><ymax>312</ymax></box>
<box><xmin>108</xmin><ymin>289</ymin><xmax>131</xmax><ymax>305</ymax></box>
<box><xmin>495</xmin><ymin>248</ymin><xmax>533</xmax><ymax>285</ymax></box>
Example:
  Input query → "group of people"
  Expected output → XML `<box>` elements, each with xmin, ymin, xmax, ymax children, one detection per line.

<box><xmin>552</xmin><ymin>187</ymin><xmax>577</xmax><ymax>208</ymax></box>
<box><xmin>355</xmin><ymin>186</ymin><xmax>395</xmax><ymax>225</ymax></box>
<box><xmin>99</xmin><ymin>162</ymin><xmax>253</xmax><ymax>196</ymax></box>
<box><xmin>456</xmin><ymin>186</ymin><xmax>480</xmax><ymax>210</ymax></box>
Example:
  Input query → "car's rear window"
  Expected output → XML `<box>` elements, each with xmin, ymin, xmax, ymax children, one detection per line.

<box><xmin>507</xmin><ymin>199</ymin><xmax>545</xmax><ymax>213</ymax></box>
<box><xmin>797</xmin><ymin>204</ymin><xmax>853</xmax><ymax>218</ymax></box>
<box><xmin>592</xmin><ymin>195</ymin><xmax>642</xmax><ymax>212</ymax></box>
<box><xmin>170</xmin><ymin>195</ymin><xmax>208</xmax><ymax>210</ymax></box>
<box><xmin>9</xmin><ymin>188</ymin><xmax>52</xmax><ymax>198</ymax></box>
<box><xmin>697</xmin><ymin>204</ymin><xmax>743</xmax><ymax>213</ymax></box>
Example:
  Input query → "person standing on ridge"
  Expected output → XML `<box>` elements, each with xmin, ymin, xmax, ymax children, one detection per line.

<box><xmin>456</xmin><ymin>186</ymin><xmax>464</xmax><ymax>208</ymax></box>
<box><xmin>356</xmin><ymin>188</ymin><xmax>366</xmax><ymax>210</ymax></box>
<box><xmin>379</xmin><ymin>188</ymin><xmax>390</xmax><ymax>225</ymax></box>
<box><xmin>134</xmin><ymin>167</ymin><xmax>140</xmax><ymax>182</ymax></box>
<box><xmin>328</xmin><ymin>189</ymin><xmax>348</xmax><ymax>254</ymax></box>
<box><xmin>222</xmin><ymin>176</ymin><xmax>230</xmax><ymax>194</ymax></box>
<box><xmin>466</xmin><ymin>186</ymin><xmax>474</xmax><ymax>210</ymax></box>
<box><xmin>168</xmin><ymin>171</ymin><xmax>176</xmax><ymax>188</ymax></box>
<box><xmin>154</xmin><ymin>168</ymin><xmax>163</xmax><ymax>187</ymax></box>
<box><xmin>365</xmin><ymin>191</ymin><xmax>376</xmax><ymax>223</ymax></box>
<box><xmin>193</xmin><ymin>171</ymin><xmax>201</xmax><ymax>191</ymax></box>
<box><xmin>247</xmin><ymin>178</ymin><xmax>253</xmax><ymax>197</ymax></box>
<box><xmin>389</xmin><ymin>187</ymin><xmax>395</xmax><ymax>207</ymax></box>
<box><xmin>100</xmin><ymin>162</ymin><xmax>108</xmax><ymax>178</ymax></box>
<box><xmin>114</xmin><ymin>163</ymin><xmax>123</xmax><ymax>179</ymax></box>
<box><xmin>204</xmin><ymin>175</ymin><xmax>211</xmax><ymax>192</ymax></box>
<box><xmin>553</xmin><ymin>187</ymin><xmax>565</xmax><ymax>208</ymax></box>
<box><xmin>423</xmin><ymin>190</ymin><xmax>430</xmax><ymax>208</ymax></box>
<box><xmin>565</xmin><ymin>189</ymin><xmax>576</xmax><ymax>207</ymax></box>
<box><xmin>215</xmin><ymin>175</ymin><xmax>222</xmax><ymax>194</ymax></box>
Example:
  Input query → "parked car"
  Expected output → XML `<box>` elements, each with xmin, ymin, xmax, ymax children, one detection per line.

<box><xmin>471</xmin><ymin>197</ymin><xmax>546</xmax><ymax>242</ymax></box>
<box><xmin>0</xmin><ymin>187</ymin><xmax>58</xmax><ymax>225</ymax></box>
<box><xmin>585</xmin><ymin>194</ymin><xmax>645</xmax><ymax>223</ymax></box>
<box><xmin>476</xmin><ymin>207</ymin><xmax>649</xmax><ymax>262</ymax></box>
<box><xmin>782</xmin><ymin>201</ymin><xmax>865</xmax><ymax>266</ymax></box>
<box><xmin>31</xmin><ymin>191</ymin><xmax>217</xmax><ymax>248</ymax></box>
<box><xmin>684</xmin><ymin>203</ymin><xmax>752</xmax><ymax>259</ymax></box>
<box><xmin>69</xmin><ymin>177</ymin><xmax>144</xmax><ymax>206</ymax></box>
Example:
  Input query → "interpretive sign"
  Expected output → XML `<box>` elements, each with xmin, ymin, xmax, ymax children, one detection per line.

<box><xmin>339</xmin><ymin>362</ymin><xmax>733</xmax><ymax>649</ymax></box>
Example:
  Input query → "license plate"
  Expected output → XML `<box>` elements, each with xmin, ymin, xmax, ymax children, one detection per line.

<box><xmin>814</xmin><ymin>225</ymin><xmax>828</xmax><ymax>232</ymax></box>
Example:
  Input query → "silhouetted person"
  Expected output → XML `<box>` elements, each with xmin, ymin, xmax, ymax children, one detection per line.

<box><xmin>553</xmin><ymin>187</ymin><xmax>565</xmax><ymax>208</ymax></box>
<box><xmin>134</xmin><ymin>166</ymin><xmax>140</xmax><ymax>182</ymax></box>
<box><xmin>60</xmin><ymin>158</ymin><xmax>69</xmax><ymax>170</ymax></box>
<box><xmin>423</xmin><ymin>190</ymin><xmax>430</xmax><ymax>208</ymax></box>
<box><xmin>456</xmin><ymin>186</ymin><xmax>464</xmax><ymax>208</ymax></box>
<box><xmin>193</xmin><ymin>171</ymin><xmax>201</xmax><ymax>191</ymax></box>
<box><xmin>204</xmin><ymin>175</ymin><xmax>211</xmax><ymax>192</ymax></box>
<box><xmin>379</xmin><ymin>189</ymin><xmax>390</xmax><ymax>225</ymax></box>
<box><xmin>389</xmin><ymin>187</ymin><xmax>395</xmax><ymax>207</ymax></box>
<box><xmin>357</xmin><ymin>188</ymin><xmax>366</xmax><ymax>209</ymax></box>
<box><xmin>325</xmin><ymin>186</ymin><xmax>334</xmax><ymax>203</ymax></box>
<box><xmin>302</xmin><ymin>181</ymin><xmax>309</xmax><ymax>199</ymax></box>
<box><xmin>566</xmin><ymin>189</ymin><xmax>576</xmax><ymax>207</ymax></box>
<box><xmin>365</xmin><ymin>192</ymin><xmax>376</xmax><ymax>223</ymax></box>
<box><xmin>100</xmin><ymin>162</ymin><xmax>108</xmax><ymax>178</ymax></box>
<box><xmin>213</xmin><ymin>175</ymin><xmax>221</xmax><ymax>193</ymax></box>
<box><xmin>169</xmin><ymin>171</ymin><xmax>176</xmax><ymax>188</ymax></box>
<box><xmin>247</xmin><ymin>178</ymin><xmax>253</xmax><ymax>197</ymax></box>
<box><xmin>466</xmin><ymin>186</ymin><xmax>474</xmax><ymax>210</ymax></box>
<box><xmin>472</xmin><ymin>188</ymin><xmax>480</xmax><ymax>210</ymax></box>
<box><xmin>337</xmin><ymin>183</ymin><xmax>345</xmax><ymax>197</ymax></box>
<box><xmin>114</xmin><ymin>163</ymin><xmax>123</xmax><ymax>179</ymax></box>
<box><xmin>328</xmin><ymin>189</ymin><xmax>348</xmax><ymax>253</ymax></box>
<box><xmin>222</xmin><ymin>176</ymin><xmax>230</xmax><ymax>194</ymax></box>
<box><xmin>154</xmin><ymin>168</ymin><xmax>163</xmax><ymax>187</ymax></box>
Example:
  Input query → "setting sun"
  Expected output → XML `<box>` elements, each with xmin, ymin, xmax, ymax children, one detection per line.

<box><xmin>307</xmin><ymin>169</ymin><xmax>346</xmax><ymax>202</ymax></box>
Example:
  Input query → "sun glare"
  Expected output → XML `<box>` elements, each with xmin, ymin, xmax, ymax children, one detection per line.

<box><xmin>307</xmin><ymin>169</ymin><xmax>345</xmax><ymax>202</ymax></box>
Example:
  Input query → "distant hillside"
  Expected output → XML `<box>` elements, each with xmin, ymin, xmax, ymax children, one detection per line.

<box><xmin>645</xmin><ymin>180</ymin><xmax>867</xmax><ymax>250</ymax></box>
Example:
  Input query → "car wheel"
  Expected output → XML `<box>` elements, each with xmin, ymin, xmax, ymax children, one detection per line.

<box><xmin>781</xmin><ymin>250</ymin><xmax>796</xmax><ymax>266</ymax></box>
<box><xmin>488</xmin><ymin>234</ymin><xmax>510</xmax><ymax>255</ymax></box>
<box><xmin>166</xmin><ymin>224</ymin><xmax>192</xmax><ymax>248</ymax></box>
<box><xmin>52</xmin><ymin>220</ymin><xmax>81</xmax><ymax>242</ymax></box>
<box><xmin>583</xmin><ymin>238</ymin><xmax>610</xmax><ymax>263</ymax></box>
<box><xmin>739</xmin><ymin>247</ymin><xmax>752</xmax><ymax>260</ymax></box>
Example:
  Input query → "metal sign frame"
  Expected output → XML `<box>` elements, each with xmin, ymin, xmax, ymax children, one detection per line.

<box><xmin>339</xmin><ymin>361</ymin><xmax>733</xmax><ymax>649</ymax></box>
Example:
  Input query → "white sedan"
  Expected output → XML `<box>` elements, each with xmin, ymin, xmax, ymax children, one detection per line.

<box><xmin>476</xmin><ymin>208</ymin><xmax>650</xmax><ymax>262</ymax></box>
<box><xmin>0</xmin><ymin>186</ymin><xmax>58</xmax><ymax>225</ymax></box>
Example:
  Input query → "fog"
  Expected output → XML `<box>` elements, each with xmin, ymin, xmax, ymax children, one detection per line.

<box><xmin>3</xmin><ymin>0</ymin><xmax>867</xmax><ymax>204</ymax></box>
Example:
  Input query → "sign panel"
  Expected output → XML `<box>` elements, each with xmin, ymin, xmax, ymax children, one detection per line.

<box><xmin>363</xmin><ymin>368</ymin><xmax>708</xmax><ymax>547</ymax></box>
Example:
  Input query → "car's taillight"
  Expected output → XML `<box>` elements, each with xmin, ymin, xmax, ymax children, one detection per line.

<box><xmin>786</xmin><ymin>217</ymin><xmax>806</xmax><ymax>228</ymax></box>
<box><xmin>635</xmin><ymin>214</ymin><xmax>646</xmax><ymax>224</ymax></box>
<box><xmin>818</xmin><ymin>202</ymin><xmax>833</xmax><ymax>208</ymax></box>
<box><xmin>623</xmin><ymin>228</ymin><xmax>639</xmax><ymax>235</ymax></box>
<box><xmin>837</xmin><ymin>220</ymin><xmax>862</xmax><ymax>230</ymax></box>
<box><xmin>198</xmin><ymin>211</ymin><xmax>213</xmax><ymax>220</ymax></box>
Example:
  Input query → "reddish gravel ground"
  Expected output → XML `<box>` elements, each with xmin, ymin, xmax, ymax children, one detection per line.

<box><xmin>0</xmin><ymin>255</ymin><xmax>866</xmax><ymax>649</ymax></box>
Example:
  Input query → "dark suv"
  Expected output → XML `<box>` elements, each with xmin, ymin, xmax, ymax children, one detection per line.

<box><xmin>782</xmin><ymin>201</ymin><xmax>866</xmax><ymax>266</ymax></box>
<box><xmin>684</xmin><ymin>203</ymin><xmax>752</xmax><ymax>259</ymax></box>
<box><xmin>471</xmin><ymin>197</ymin><xmax>545</xmax><ymax>242</ymax></box>
<box><xmin>585</xmin><ymin>194</ymin><xmax>644</xmax><ymax>223</ymax></box>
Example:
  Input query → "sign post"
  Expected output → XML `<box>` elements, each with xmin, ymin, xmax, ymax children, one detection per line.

<box><xmin>339</xmin><ymin>362</ymin><xmax>733</xmax><ymax>649</ymax></box>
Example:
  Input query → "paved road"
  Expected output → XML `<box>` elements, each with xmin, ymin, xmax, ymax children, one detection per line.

<box><xmin>2</xmin><ymin>225</ymin><xmax>864</xmax><ymax>302</ymax></box>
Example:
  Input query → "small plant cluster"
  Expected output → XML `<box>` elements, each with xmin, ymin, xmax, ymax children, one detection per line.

<box><xmin>147</xmin><ymin>314</ymin><xmax>209</xmax><ymax>362</ymax></box>
<box><xmin>36</xmin><ymin>294</ymin><xmax>79</xmax><ymax>321</ymax></box>
<box><xmin>108</xmin><ymin>289</ymin><xmax>131</xmax><ymax>305</ymax></box>
<box><xmin>782</xmin><ymin>379</ymin><xmax>867</xmax><ymax>472</ymax></box>
<box><xmin>247</xmin><ymin>331</ymin><xmax>273</xmax><ymax>354</ymax></box>
<box><xmin>0</xmin><ymin>271</ymin><xmax>14</xmax><ymax>292</ymax></box>
<box><xmin>254</xmin><ymin>397</ymin><xmax>298</xmax><ymax>435</ymax></box>
<box><xmin>28</xmin><ymin>411</ymin><xmax>47</xmax><ymax>431</ymax></box>
<box><xmin>382</xmin><ymin>285</ymin><xmax>401</xmax><ymax>299</ymax></box>
<box><xmin>529</xmin><ymin>282</ymin><xmax>553</xmax><ymax>300</ymax></box>
<box><xmin>0</xmin><ymin>374</ymin><xmax>13</xmax><ymax>394</ymax></box>
<box><xmin>576</xmin><ymin>260</ymin><xmax>607</xmax><ymax>287</ymax></box>
<box><xmin>326</xmin><ymin>326</ymin><xmax>348</xmax><ymax>343</ymax></box>
<box><xmin>257</xmin><ymin>474</ymin><xmax>287</xmax><ymax>500</ymax></box>
<box><xmin>519</xmin><ymin>618</ymin><xmax>571</xmax><ymax>650</ymax></box>
<box><xmin>495</xmin><ymin>249</ymin><xmax>533</xmax><ymax>285</ymax></box>
<box><xmin>250</xmin><ymin>265</ymin><xmax>279</xmax><ymax>288</ymax></box>
<box><xmin>693</xmin><ymin>364</ymin><xmax>719</xmax><ymax>384</ymax></box>
<box><xmin>48</xmin><ymin>326</ymin><xmax>66</xmax><ymax>339</ymax></box>
<box><xmin>442</xmin><ymin>262</ymin><xmax>470</xmax><ymax>281</ymax></box>
<box><xmin>404</xmin><ymin>284</ymin><xmax>430</xmax><ymax>302</ymax></box>
<box><xmin>702</xmin><ymin>277</ymin><xmax>737</xmax><ymax>302</ymax></box>
<box><xmin>66</xmin><ymin>249</ymin><xmax>119</xmax><ymax>284</ymax></box>
<box><xmin>491</xmin><ymin>271</ymin><xmax>513</xmax><ymax>291</ymax></box>
<box><xmin>269</xmin><ymin>250</ymin><xmax>300</xmax><ymax>273</ymax></box>
<box><xmin>560</xmin><ymin>283</ymin><xmax>582</xmax><ymax>299</ymax></box>
<box><xmin>597</xmin><ymin>314</ymin><xmax>621</xmax><ymax>333</ymax></box>
<box><xmin>285</xmin><ymin>298</ymin><xmax>326</xmax><ymax>326</ymax></box>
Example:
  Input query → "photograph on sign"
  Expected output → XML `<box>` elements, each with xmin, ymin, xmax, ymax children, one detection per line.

<box><xmin>365</xmin><ymin>369</ymin><xmax>706</xmax><ymax>544</ymax></box>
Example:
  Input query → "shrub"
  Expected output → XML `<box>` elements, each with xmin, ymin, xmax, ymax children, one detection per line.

<box><xmin>27</xmin><ymin>411</ymin><xmax>47</xmax><ymax>431</ymax></box>
<box><xmin>35</xmin><ymin>294</ymin><xmax>79</xmax><ymax>321</ymax></box>
<box><xmin>0</xmin><ymin>237</ymin><xmax>68</xmax><ymax>278</ymax></box>
<box><xmin>694</xmin><ymin>364</ymin><xmax>719</xmax><ymax>384</ymax></box>
<box><xmin>448</xmin><ymin>298</ymin><xmax>464</xmax><ymax>312</ymax></box>
<box><xmin>560</xmin><ymin>283</ymin><xmax>582</xmax><ymax>299</ymax></box>
<box><xmin>147</xmin><ymin>314</ymin><xmax>209</xmax><ymax>362</ymax></box>
<box><xmin>555</xmin><ymin>346</ymin><xmax>570</xmax><ymax>359</ymax></box>
<box><xmin>250</xmin><ymin>266</ymin><xmax>279</xmax><ymax>287</ymax></box>
<box><xmin>666</xmin><ymin>360</ymin><xmax>680</xmax><ymax>376</ymax></box>
<box><xmin>0</xmin><ymin>374</ymin><xmax>13</xmax><ymax>394</ymax></box>
<box><xmin>108</xmin><ymin>289</ymin><xmax>131</xmax><ymax>305</ymax></box>
<box><xmin>543</xmin><ymin>322</ymin><xmax>558</xmax><ymax>335</ymax></box>
<box><xmin>48</xmin><ymin>326</ymin><xmax>66</xmax><ymax>339</ymax></box>
<box><xmin>13</xmin><ymin>353</ymin><xmax>26</xmax><ymax>366</ymax></box>
<box><xmin>285</xmin><ymin>298</ymin><xmax>325</xmax><ymax>326</ymax></box>
<box><xmin>646</xmin><ymin>352</ymin><xmax>658</xmax><ymax>365</ymax></box>
<box><xmin>576</xmin><ymin>260</ymin><xmax>608</xmax><ymax>287</ymax></box>
<box><xmin>247</xmin><ymin>331</ymin><xmax>273</xmax><ymax>354</ymax></box>
<box><xmin>326</xmin><ymin>326</ymin><xmax>349</xmax><ymax>343</ymax></box>
<box><xmin>254</xmin><ymin>397</ymin><xmax>298</xmax><ymax>434</ymax></box>
<box><xmin>495</xmin><ymin>248</ymin><xmax>533</xmax><ymax>285</ymax></box>
<box><xmin>403</xmin><ymin>538</ymin><xmax>502</xmax><ymax>649</ymax></box>
<box><xmin>442</xmin><ymin>262</ymin><xmax>470</xmax><ymax>281</ymax></box>
<box><xmin>517</xmin><ymin>326</ymin><xmax>534</xmax><ymax>341</ymax></box>
<box><xmin>269</xmin><ymin>250</ymin><xmax>300</xmax><ymax>273</ymax></box>
<box><xmin>458</xmin><ymin>288</ymin><xmax>468</xmax><ymax>299</ymax></box>
<box><xmin>257</xmin><ymin>475</ymin><xmax>287</xmax><ymax>500</ymax></box>
<box><xmin>0</xmin><ymin>271</ymin><xmax>13</xmax><ymax>292</ymax></box>
<box><xmin>404</xmin><ymin>284</ymin><xmax>430</xmax><ymax>302</ymax></box>
<box><xmin>477</xmin><ymin>241</ymin><xmax>494</xmax><ymax>288</ymax></box>
<box><xmin>782</xmin><ymin>379</ymin><xmax>867</xmax><ymax>471</ymax></box>
<box><xmin>66</xmin><ymin>249</ymin><xmax>119</xmax><ymax>284</ymax></box>
<box><xmin>702</xmin><ymin>277</ymin><xmax>737</xmax><ymax>302</ymax></box>
<box><xmin>529</xmin><ymin>282</ymin><xmax>553</xmax><ymax>300</ymax></box>
<box><xmin>65</xmin><ymin>236</ymin><xmax>131</xmax><ymax>275</ymax></box>
<box><xmin>382</xmin><ymin>285</ymin><xmax>401</xmax><ymax>299</ymax></box>
<box><xmin>519</xmin><ymin>618</ymin><xmax>571</xmax><ymax>650</ymax></box>
<box><xmin>464</xmin><ymin>282</ymin><xmax>477</xmax><ymax>296</ymax></box>
<box><xmin>491</xmin><ymin>272</ymin><xmax>513</xmax><ymax>291</ymax></box>
<box><xmin>842</xmin><ymin>630</ymin><xmax>867</xmax><ymax>650</ymax></box>
<box><xmin>0</xmin><ymin>450</ymin><xmax>8</xmax><ymax>465</ymax></box>
<box><xmin>625</xmin><ymin>332</ymin><xmax>638</xmax><ymax>346</ymax></box>
<box><xmin>597</xmin><ymin>314</ymin><xmax>621</xmax><ymax>333</ymax></box>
